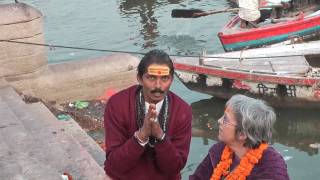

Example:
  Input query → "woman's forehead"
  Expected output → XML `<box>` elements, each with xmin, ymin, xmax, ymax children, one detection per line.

<box><xmin>224</xmin><ymin>106</ymin><xmax>237</xmax><ymax>122</ymax></box>
<box><xmin>225</xmin><ymin>106</ymin><xmax>233</xmax><ymax>114</ymax></box>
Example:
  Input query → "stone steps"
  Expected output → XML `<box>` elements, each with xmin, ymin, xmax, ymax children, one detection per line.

<box><xmin>0</xmin><ymin>86</ymin><xmax>107</xmax><ymax>180</ymax></box>
<box><xmin>0</xmin><ymin>95</ymin><xmax>62</xmax><ymax>180</ymax></box>
<box><xmin>26</xmin><ymin>102</ymin><xmax>105</xmax><ymax>167</ymax></box>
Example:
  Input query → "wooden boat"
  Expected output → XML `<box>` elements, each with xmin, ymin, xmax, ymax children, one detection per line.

<box><xmin>218</xmin><ymin>3</ymin><xmax>320</xmax><ymax>52</ymax></box>
<box><xmin>173</xmin><ymin>53</ymin><xmax>320</xmax><ymax>109</ymax></box>
<box><xmin>210</xmin><ymin>39</ymin><xmax>320</xmax><ymax>59</ymax></box>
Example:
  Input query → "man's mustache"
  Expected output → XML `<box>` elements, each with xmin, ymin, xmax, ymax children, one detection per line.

<box><xmin>150</xmin><ymin>88</ymin><xmax>164</xmax><ymax>94</ymax></box>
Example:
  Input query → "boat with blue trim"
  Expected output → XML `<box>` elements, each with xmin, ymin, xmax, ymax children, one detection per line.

<box><xmin>218</xmin><ymin>2</ymin><xmax>320</xmax><ymax>52</ymax></box>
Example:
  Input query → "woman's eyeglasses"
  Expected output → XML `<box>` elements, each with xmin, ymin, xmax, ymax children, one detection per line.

<box><xmin>220</xmin><ymin>115</ymin><xmax>237</xmax><ymax>127</ymax></box>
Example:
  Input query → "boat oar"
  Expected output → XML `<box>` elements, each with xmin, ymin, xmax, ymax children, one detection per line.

<box><xmin>171</xmin><ymin>8</ymin><xmax>240</xmax><ymax>18</ymax></box>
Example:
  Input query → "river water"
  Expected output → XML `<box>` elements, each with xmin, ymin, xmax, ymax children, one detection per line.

<box><xmin>3</xmin><ymin>0</ymin><xmax>320</xmax><ymax>179</ymax></box>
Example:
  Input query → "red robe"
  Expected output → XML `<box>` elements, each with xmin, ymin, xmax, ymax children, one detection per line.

<box><xmin>104</xmin><ymin>85</ymin><xmax>192</xmax><ymax>180</ymax></box>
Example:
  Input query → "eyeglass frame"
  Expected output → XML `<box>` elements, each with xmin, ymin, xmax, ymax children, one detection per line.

<box><xmin>219</xmin><ymin>114</ymin><xmax>237</xmax><ymax>127</ymax></box>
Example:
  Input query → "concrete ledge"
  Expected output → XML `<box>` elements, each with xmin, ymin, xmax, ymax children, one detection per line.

<box><xmin>7</xmin><ymin>53</ymin><xmax>139</xmax><ymax>103</ymax></box>
<box><xmin>0</xmin><ymin>78</ymin><xmax>9</xmax><ymax>89</ymax></box>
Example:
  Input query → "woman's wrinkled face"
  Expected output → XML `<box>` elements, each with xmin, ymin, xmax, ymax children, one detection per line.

<box><xmin>217</xmin><ymin>106</ymin><xmax>238</xmax><ymax>145</ymax></box>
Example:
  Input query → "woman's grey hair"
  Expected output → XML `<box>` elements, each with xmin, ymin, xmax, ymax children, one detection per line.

<box><xmin>226</xmin><ymin>94</ymin><xmax>276</xmax><ymax>148</ymax></box>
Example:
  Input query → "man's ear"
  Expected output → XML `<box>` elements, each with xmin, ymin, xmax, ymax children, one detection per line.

<box><xmin>137</xmin><ymin>75</ymin><xmax>142</xmax><ymax>85</ymax></box>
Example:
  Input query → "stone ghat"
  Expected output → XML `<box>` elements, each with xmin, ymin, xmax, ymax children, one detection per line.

<box><xmin>0</xmin><ymin>85</ymin><xmax>111</xmax><ymax>179</ymax></box>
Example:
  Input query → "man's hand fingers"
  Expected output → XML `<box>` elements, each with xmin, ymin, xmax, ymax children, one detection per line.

<box><xmin>146</xmin><ymin>104</ymin><xmax>157</xmax><ymax>122</ymax></box>
<box><xmin>151</xmin><ymin>109</ymin><xmax>157</xmax><ymax>118</ymax></box>
<box><xmin>149</xmin><ymin>103</ymin><xmax>156</xmax><ymax>110</ymax></box>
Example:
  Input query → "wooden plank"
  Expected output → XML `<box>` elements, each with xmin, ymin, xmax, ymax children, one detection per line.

<box><xmin>204</xmin><ymin>56</ymin><xmax>310</xmax><ymax>75</ymax></box>
<box><xmin>205</xmin><ymin>40</ymin><xmax>320</xmax><ymax>60</ymax></box>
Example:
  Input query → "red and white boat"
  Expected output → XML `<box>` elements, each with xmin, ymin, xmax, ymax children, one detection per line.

<box><xmin>218</xmin><ymin>3</ymin><xmax>320</xmax><ymax>51</ymax></box>
<box><xmin>173</xmin><ymin>46</ymin><xmax>320</xmax><ymax>108</ymax></box>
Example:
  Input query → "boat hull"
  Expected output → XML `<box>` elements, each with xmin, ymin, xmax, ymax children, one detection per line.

<box><xmin>174</xmin><ymin>57</ymin><xmax>320</xmax><ymax>109</ymax></box>
<box><xmin>181</xmin><ymin>80</ymin><xmax>320</xmax><ymax>108</ymax></box>
<box><xmin>218</xmin><ymin>14</ymin><xmax>320</xmax><ymax>52</ymax></box>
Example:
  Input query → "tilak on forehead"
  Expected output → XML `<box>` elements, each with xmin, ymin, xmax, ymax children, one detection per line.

<box><xmin>147</xmin><ymin>64</ymin><xmax>170</xmax><ymax>76</ymax></box>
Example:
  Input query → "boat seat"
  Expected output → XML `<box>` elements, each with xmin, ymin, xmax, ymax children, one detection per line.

<box><xmin>204</xmin><ymin>55</ymin><xmax>311</xmax><ymax>76</ymax></box>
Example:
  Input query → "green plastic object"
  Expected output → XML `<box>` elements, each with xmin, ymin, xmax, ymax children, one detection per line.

<box><xmin>74</xmin><ymin>101</ymin><xmax>89</xmax><ymax>109</ymax></box>
<box><xmin>57</xmin><ymin>114</ymin><xmax>71</xmax><ymax>121</ymax></box>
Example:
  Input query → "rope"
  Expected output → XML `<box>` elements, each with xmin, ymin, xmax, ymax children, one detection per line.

<box><xmin>0</xmin><ymin>39</ymin><xmax>305</xmax><ymax>60</ymax></box>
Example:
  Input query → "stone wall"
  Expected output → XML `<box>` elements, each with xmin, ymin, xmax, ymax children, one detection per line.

<box><xmin>0</xmin><ymin>3</ymin><xmax>47</xmax><ymax>77</ymax></box>
<box><xmin>7</xmin><ymin>53</ymin><xmax>139</xmax><ymax>103</ymax></box>
<box><xmin>1</xmin><ymin>3</ymin><xmax>139</xmax><ymax>104</ymax></box>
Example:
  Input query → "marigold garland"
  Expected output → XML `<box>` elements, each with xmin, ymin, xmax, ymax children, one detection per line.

<box><xmin>210</xmin><ymin>143</ymin><xmax>268</xmax><ymax>180</ymax></box>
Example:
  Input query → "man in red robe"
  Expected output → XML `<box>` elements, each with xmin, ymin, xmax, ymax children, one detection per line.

<box><xmin>104</xmin><ymin>49</ymin><xmax>192</xmax><ymax>180</ymax></box>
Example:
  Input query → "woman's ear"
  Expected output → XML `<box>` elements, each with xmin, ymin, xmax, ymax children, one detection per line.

<box><xmin>237</xmin><ymin>131</ymin><xmax>247</xmax><ymax>141</ymax></box>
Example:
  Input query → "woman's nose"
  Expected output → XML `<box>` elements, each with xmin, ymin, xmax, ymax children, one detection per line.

<box><xmin>217</xmin><ymin>117</ymin><xmax>223</xmax><ymax>125</ymax></box>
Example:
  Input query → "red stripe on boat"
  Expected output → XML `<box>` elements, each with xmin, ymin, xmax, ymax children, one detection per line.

<box><xmin>174</xmin><ymin>63</ymin><xmax>318</xmax><ymax>86</ymax></box>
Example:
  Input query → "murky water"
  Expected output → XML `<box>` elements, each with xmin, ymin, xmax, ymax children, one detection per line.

<box><xmin>2</xmin><ymin>0</ymin><xmax>320</xmax><ymax>179</ymax></box>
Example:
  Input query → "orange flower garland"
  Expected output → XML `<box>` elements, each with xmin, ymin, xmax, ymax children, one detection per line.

<box><xmin>210</xmin><ymin>143</ymin><xmax>268</xmax><ymax>180</ymax></box>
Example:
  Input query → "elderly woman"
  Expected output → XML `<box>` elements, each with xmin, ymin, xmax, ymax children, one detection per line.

<box><xmin>190</xmin><ymin>95</ymin><xmax>289</xmax><ymax>180</ymax></box>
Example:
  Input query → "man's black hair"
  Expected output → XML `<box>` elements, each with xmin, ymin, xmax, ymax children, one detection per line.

<box><xmin>137</xmin><ymin>49</ymin><xmax>174</xmax><ymax>78</ymax></box>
